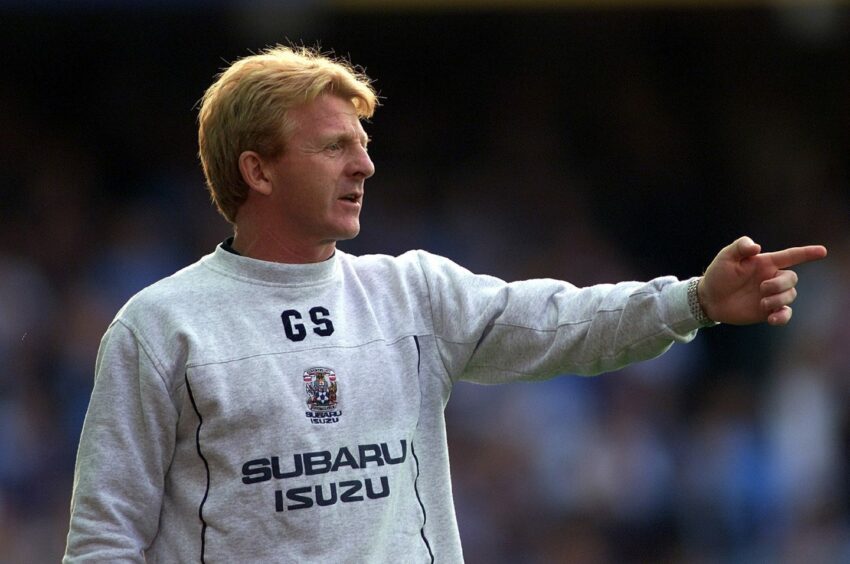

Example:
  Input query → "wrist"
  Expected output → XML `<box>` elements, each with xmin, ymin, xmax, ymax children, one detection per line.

<box><xmin>688</xmin><ymin>277</ymin><xmax>717</xmax><ymax>327</ymax></box>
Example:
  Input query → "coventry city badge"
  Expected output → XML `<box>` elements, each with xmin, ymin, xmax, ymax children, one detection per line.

<box><xmin>303</xmin><ymin>367</ymin><xmax>341</xmax><ymax>424</ymax></box>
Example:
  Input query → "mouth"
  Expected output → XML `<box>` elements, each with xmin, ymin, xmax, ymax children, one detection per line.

<box><xmin>339</xmin><ymin>192</ymin><xmax>363</xmax><ymax>205</ymax></box>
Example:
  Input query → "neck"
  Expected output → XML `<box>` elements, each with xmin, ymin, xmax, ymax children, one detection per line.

<box><xmin>232</xmin><ymin>226</ymin><xmax>336</xmax><ymax>264</ymax></box>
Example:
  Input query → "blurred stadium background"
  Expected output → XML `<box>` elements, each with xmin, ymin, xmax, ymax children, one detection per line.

<box><xmin>1</xmin><ymin>0</ymin><xmax>849</xmax><ymax>562</ymax></box>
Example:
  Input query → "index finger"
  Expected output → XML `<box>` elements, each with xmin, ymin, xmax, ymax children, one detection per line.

<box><xmin>763</xmin><ymin>245</ymin><xmax>828</xmax><ymax>269</ymax></box>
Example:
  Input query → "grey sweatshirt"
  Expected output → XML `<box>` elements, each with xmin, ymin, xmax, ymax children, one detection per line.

<box><xmin>64</xmin><ymin>246</ymin><xmax>702</xmax><ymax>563</ymax></box>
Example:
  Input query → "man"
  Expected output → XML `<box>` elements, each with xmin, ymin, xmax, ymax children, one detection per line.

<box><xmin>63</xmin><ymin>45</ymin><xmax>827</xmax><ymax>562</ymax></box>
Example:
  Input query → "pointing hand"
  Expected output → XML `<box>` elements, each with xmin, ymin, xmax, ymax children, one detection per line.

<box><xmin>697</xmin><ymin>236</ymin><xmax>828</xmax><ymax>326</ymax></box>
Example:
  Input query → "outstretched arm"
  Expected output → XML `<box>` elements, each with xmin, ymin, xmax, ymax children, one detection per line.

<box><xmin>697</xmin><ymin>236</ymin><xmax>828</xmax><ymax>326</ymax></box>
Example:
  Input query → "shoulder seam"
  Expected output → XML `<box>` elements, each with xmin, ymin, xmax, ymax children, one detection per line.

<box><xmin>414</xmin><ymin>251</ymin><xmax>455</xmax><ymax>383</ymax></box>
<box><xmin>114</xmin><ymin>318</ymin><xmax>176</xmax><ymax>396</ymax></box>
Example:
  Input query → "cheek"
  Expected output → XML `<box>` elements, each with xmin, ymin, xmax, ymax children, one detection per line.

<box><xmin>274</xmin><ymin>162</ymin><xmax>340</xmax><ymax>212</ymax></box>
<box><xmin>277</xmin><ymin>176</ymin><xmax>322</xmax><ymax>209</ymax></box>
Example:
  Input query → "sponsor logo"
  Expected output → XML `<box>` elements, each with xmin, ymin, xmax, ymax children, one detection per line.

<box><xmin>242</xmin><ymin>440</ymin><xmax>409</xmax><ymax>512</ymax></box>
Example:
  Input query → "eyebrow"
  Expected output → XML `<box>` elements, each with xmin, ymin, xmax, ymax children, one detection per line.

<box><xmin>322</xmin><ymin>130</ymin><xmax>370</xmax><ymax>146</ymax></box>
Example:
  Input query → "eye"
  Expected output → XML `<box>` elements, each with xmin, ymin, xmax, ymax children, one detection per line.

<box><xmin>326</xmin><ymin>142</ymin><xmax>342</xmax><ymax>152</ymax></box>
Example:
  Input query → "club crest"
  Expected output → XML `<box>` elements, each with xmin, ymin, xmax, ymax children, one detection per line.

<box><xmin>303</xmin><ymin>367</ymin><xmax>341</xmax><ymax>424</ymax></box>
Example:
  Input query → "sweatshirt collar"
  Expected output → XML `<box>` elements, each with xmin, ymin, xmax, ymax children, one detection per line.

<box><xmin>203</xmin><ymin>240</ymin><xmax>339</xmax><ymax>287</ymax></box>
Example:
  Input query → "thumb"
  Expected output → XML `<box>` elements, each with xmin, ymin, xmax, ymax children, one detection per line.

<box><xmin>726</xmin><ymin>236</ymin><xmax>761</xmax><ymax>261</ymax></box>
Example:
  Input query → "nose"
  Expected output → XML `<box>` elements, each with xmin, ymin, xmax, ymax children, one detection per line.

<box><xmin>349</xmin><ymin>144</ymin><xmax>375</xmax><ymax>179</ymax></box>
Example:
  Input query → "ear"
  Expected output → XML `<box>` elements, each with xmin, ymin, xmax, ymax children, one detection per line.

<box><xmin>238</xmin><ymin>150</ymin><xmax>274</xmax><ymax>196</ymax></box>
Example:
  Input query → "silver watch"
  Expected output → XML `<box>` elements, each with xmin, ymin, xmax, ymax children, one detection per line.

<box><xmin>688</xmin><ymin>277</ymin><xmax>717</xmax><ymax>327</ymax></box>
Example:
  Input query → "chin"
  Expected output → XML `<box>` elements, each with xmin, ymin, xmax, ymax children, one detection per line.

<box><xmin>334</xmin><ymin>224</ymin><xmax>361</xmax><ymax>242</ymax></box>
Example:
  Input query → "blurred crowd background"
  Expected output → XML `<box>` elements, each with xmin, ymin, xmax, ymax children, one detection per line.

<box><xmin>1</xmin><ymin>1</ymin><xmax>849</xmax><ymax>562</ymax></box>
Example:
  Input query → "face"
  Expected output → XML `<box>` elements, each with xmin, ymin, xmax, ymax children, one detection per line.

<box><xmin>264</xmin><ymin>94</ymin><xmax>375</xmax><ymax>249</ymax></box>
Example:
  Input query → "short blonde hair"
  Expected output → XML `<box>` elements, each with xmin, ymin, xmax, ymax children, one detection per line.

<box><xmin>198</xmin><ymin>45</ymin><xmax>378</xmax><ymax>223</ymax></box>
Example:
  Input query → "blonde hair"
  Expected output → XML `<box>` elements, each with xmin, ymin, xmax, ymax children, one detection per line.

<box><xmin>197</xmin><ymin>45</ymin><xmax>378</xmax><ymax>223</ymax></box>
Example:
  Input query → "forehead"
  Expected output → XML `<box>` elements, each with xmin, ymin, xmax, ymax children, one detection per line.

<box><xmin>288</xmin><ymin>94</ymin><xmax>365</xmax><ymax>138</ymax></box>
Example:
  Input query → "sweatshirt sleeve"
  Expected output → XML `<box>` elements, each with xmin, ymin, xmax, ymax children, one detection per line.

<box><xmin>415</xmin><ymin>251</ymin><xmax>703</xmax><ymax>383</ymax></box>
<box><xmin>64</xmin><ymin>319</ymin><xmax>179</xmax><ymax>562</ymax></box>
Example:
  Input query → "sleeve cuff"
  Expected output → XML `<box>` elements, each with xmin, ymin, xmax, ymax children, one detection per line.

<box><xmin>664</xmin><ymin>278</ymin><xmax>718</xmax><ymax>335</ymax></box>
